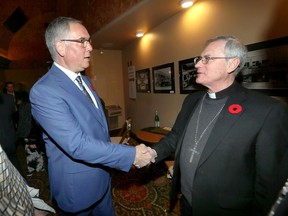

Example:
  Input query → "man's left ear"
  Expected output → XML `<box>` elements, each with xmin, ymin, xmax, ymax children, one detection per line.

<box><xmin>227</xmin><ymin>58</ymin><xmax>240</xmax><ymax>73</ymax></box>
<box><xmin>56</xmin><ymin>41</ymin><xmax>65</xmax><ymax>57</ymax></box>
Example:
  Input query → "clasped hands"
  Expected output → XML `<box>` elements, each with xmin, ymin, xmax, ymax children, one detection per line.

<box><xmin>133</xmin><ymin>144</ymin><xmax>157</xmax><ymax>169</ymax></box>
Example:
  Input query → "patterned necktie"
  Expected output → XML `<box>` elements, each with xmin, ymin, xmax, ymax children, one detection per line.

<box><xmin>75</xmin><ymin>76</ymin><xmax>94</xmax><ymax>104</ymax></box>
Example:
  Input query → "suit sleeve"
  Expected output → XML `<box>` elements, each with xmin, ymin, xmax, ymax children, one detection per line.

<box><xmin>30</xmin><ymin>82</ymin><xmax>135</xmax><ymax>172</ymax></box>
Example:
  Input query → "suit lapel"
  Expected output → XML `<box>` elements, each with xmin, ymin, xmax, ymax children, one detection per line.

<box><xmin>82</xmin><ymin>76</ymin><xmax>109</xmax><ymax>132</ymax></box>
<box><xmin>51</xmin><ymin>67</ymin><xmax>108</xmax><ymax>131</ymax></box>
<box><xmin>198</xmin><ymin>88</ymin><xmax>247</xmax><ymax>166</ymax></box>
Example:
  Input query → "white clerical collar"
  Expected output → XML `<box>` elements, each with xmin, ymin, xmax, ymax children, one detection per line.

<box><xmin>207</xmin><ymin>91</ymin><xmax>216</xmax><ymax>99</ymax></box>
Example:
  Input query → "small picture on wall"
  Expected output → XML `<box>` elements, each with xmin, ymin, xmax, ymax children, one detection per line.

<box><xmin>152</xmin><ymin>63</ymin><xmax>175</xmax><ymax>94</ymax></box>
<box><xmin>179</xmin><ymin>57</ymin><xmax>205</xmax><ymax>94</ymax></box>
<box><xmin>136</xmin><ymin>68</ymin><xmax>151</xmax><ymax>93</ymax></box>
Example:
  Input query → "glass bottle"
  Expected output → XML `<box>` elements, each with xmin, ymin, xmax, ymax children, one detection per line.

<box><xmin>154</xmin><ymin>110</ymin><xmax>160</xmax><ymax>128</ymax></box>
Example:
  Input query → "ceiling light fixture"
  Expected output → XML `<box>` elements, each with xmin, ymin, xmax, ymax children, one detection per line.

<box><xmin>136</xmin><ymin>31</ymin><xmax>144</xmax><ymax>38</ymax></box>
<box><xmin>180</xmin><ymin>0</ymin><xmax>194</xmax><ymax>8</ymax></box>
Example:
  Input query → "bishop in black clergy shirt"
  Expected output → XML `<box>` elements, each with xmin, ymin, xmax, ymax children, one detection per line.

<box><xmin>152</xmin><ymin>36</ymin><xmax>288</xmax><ymax>216</ymax></box>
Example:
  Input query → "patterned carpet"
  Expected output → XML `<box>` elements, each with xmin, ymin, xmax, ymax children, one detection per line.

<box><xmin>112</xmin><ymin>163</ymin><xmax>180</xmax><ymax>216</ymax></box>
<box><xmin>16</xmin><ymin>144</ymin><xmax>54</xmax><ymax>215</ymax></box>
<box><xmin>17</xmin><ymin>142</ymin><xmax>180</xmax><ymax>215</ymax></box>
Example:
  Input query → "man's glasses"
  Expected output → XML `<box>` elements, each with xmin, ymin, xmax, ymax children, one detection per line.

<box><xmin>194</xmin><ymin>56</ymin><xmax>236</xmax><ymax>64</ymax></box>
<box><xmin>61</xmin><ymin>38</ymin><xmax>92</xmax><ymax>48</ymax></box>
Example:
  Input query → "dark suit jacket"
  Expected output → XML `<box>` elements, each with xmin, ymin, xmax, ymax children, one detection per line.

<box><xmin>0</xmin><ymin>93</ymin><xmax>17</xmax><ymax>153</ymax></box>
<box><xmin>153</xmin><ymin>82</ymin><xmax>288</xmax><ymax>216</ymax></box>
<box><xmin>30</xmin><ymin>64</ymin><xmax>136</xmax><ymax>212</ymax></box>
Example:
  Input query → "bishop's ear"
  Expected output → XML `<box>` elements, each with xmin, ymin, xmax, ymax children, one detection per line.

<box><xmin>227</xmin><ymin>57</ymin><xmax>240</xmax><ymax>74</ymax></box>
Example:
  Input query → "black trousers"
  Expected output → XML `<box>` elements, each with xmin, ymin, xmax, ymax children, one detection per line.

<box><xmin>181</xmin><ymin>196</ymin><xmax>193</xmax><ymax>216</ymax></box>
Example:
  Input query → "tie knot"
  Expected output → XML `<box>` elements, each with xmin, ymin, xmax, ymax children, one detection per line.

<box><xmin>76</xmin><ymin>75</ymin><xmax>82</xmax><ymax>83</ymax></box>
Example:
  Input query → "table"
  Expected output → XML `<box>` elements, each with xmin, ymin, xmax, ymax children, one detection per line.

<box><xmin>136</xmin><ymin>127</ymin><xmax>174</xmax><ymax>178</ymax></box>
<box><xmin>136</xmin><ymin>127</ymin><xmax>171</xmax><ymax>144</ymax></box>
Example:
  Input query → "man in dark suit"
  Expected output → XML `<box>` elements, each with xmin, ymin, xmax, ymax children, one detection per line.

<box><xmin>152</xmin><ymin>36</ymin><xmax>288</xmax><ymax>216</ymax></box>
<box><xmin>30</xmin><ymin>17</ymin><xmax>156</xmax><ymax>215</ymax></box>
<box><xmin>2</xmin><ymin>81</ymin><xmax>18</xmax><ymax>129</ymax></box>
<box><xmin>0</xmin><ymin>92</ymin><xmax>22</xmax><ymax>174</ymax></box>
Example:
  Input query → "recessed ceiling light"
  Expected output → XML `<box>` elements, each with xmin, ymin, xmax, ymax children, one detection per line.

<box><xmin>180</xmin><ymin>0</ymin><xmax>194</xmax><ymax>8</ymax></box>
<box><xmin>136</xmin><ymin>31</ymin><xmax>144</xmax><ymax>37</ymax></box>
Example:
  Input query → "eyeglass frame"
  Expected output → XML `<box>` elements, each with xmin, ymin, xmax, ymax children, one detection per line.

<box><xmin>60</xmin><ymin>38</ymin><xmax>92</xmax><ymax>48</ymax></box>
<box><xmin>194</xmin><ymin>56</ymin><xmax>236</xmax><ymax>65</ymax></box>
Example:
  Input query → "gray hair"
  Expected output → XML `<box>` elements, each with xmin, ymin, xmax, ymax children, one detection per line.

<box><xmin>205</xmin><ymin>36</ymin><xmax>247</xmax><ymax>75</ymax></box>
<box><xmin>45</xmin><ymin>17</ymin><xmax>82</xmax><ymax>60</ymax></box>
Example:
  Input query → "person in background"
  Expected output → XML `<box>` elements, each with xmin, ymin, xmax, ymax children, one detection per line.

<box><xmin>0</xmin><ymin>92</ymin><xmax>23</xmax><ymax>176</ymax></box>
<box><xmin>29</xmin><ymin>16</ymin><xmax>157</xmax><ymax>216</ymax></box>
<box><xmin>3</xmin><ymin>81</ymin><xmax>18</xmax><ymax>128</ymax></box>
<box><xmin>152</xmin><ymin>36</ymin><xmax>288</xmax><ymax>216</ymax></box>
<box><xmin>16</xmin><ymin>91</ymin><xmax>46</xmax><ymax>176</ymax></box>
<box><xmin>16</xmin><ymin>91</ymin><xmax>33</xmax><ymax>141</ymax></box>
<box><xmin>3</xmin><ymin>81</ymin><xmax>15</xmax><ymax>96</ymax></box>
<box><xmin>15</xmin><ymin>82</ymin><xmax>27</xmax><ymax>93</ymax></box>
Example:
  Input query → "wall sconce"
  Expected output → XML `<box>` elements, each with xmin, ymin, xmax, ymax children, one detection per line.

<box><xmin>179</xmin><ymin>0</ymin><xmax>194</xmax><ymax>8</ymax></box>
<box><xmin>136</xmin><ymin>31</ymin><xmax>144</xmax><ymax>38</ymax></box>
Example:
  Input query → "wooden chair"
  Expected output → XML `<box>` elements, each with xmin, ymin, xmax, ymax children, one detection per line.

<box><xmin>110</xmin><ymin>117</ymin><xmax>132</xmax><ymax>144</ymax></box>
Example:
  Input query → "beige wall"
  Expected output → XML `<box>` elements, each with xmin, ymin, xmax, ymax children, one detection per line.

<box><xmin>89</xmin><ymin>49</ymin><xmax>125</xmax><ymax>127</ymax></box>
<box><xmin>122</xmin><ymin>0</ymin><xmax>288</xmax><ymax>131</ymax></box>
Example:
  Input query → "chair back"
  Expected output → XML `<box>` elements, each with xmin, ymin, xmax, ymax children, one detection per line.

<box><xmin>110</xmin><ymin>117</ymin><xmax>132</xmax><ymax>144</ymax></box>
<box><xmin>119</xmin><ymin>117</ymin><xmax>132</xmax><ymax>143</ymax></box>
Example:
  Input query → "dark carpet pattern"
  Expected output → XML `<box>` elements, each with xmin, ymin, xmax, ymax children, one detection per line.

<box><xmin>17</xmin><ymin>142</ymin><xmax>180</xmax><ymax>215</ymax></box>
<box><xmin>111</xmin><ymin>163</ymin><xmax>180</xmax><ymax>216</ymax></box>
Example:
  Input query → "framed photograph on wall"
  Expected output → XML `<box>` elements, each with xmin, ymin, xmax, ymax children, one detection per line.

<box><xmin>236</xmin><ymin>36</ymin><xmax>288</xmax><ymax>96</ymax></box>
<box><xmin>136</xmin><ymin>68</ymin><xmax>151</xmax><ymax>93</ymax></box>
<box><xmin>179</xmin><ymin>57</ymin><xmax>205</xmax><ymax>94</ymax></box>
<box><xmin>152</xmin><ymin>63</ymin><xmax>175</xmax><ymax>94</ymax></box>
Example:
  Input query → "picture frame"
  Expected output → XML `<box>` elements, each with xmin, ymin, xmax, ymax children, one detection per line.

<box><xmin>136</xmin><ymin>68</ymin><xmax>151</xmax><ymax>93</ymax></box>
<box><xmin>179</xmin><ymin>57</ymin><xmax>205</xmax><ymax>94</ymax></box>
<box><xmin>236</xmin><ymin>36</ymin><xmax>288</xmax><ymax>96</ymax></box>
<box><xmin>152</xmin><ymin>63</ymin><xmax>175</xmax><ymax>94</ymax></box>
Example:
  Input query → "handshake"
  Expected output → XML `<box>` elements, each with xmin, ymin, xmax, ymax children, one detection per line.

<box><xmin>133</xmin><ymin>144</ymin><xmax>157</xmax><ymax>169</ymax></box>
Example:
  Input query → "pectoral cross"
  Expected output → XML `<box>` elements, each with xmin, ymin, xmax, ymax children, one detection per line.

<box><xmin>189</xmin><ymin>148</ymin><xmax>199</xmax><ymax>163</ymax></box>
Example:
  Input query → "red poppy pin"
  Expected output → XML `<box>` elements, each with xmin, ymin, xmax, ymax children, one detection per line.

<box><xmin>228</xmin><ymin>104</ymin><xmax>242</xmax><ymax>114</ymax></box>
<box><xmin>90</xmin><ymin>84</ymin><xmax>95</xmax><ymax>91</ymax></box>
